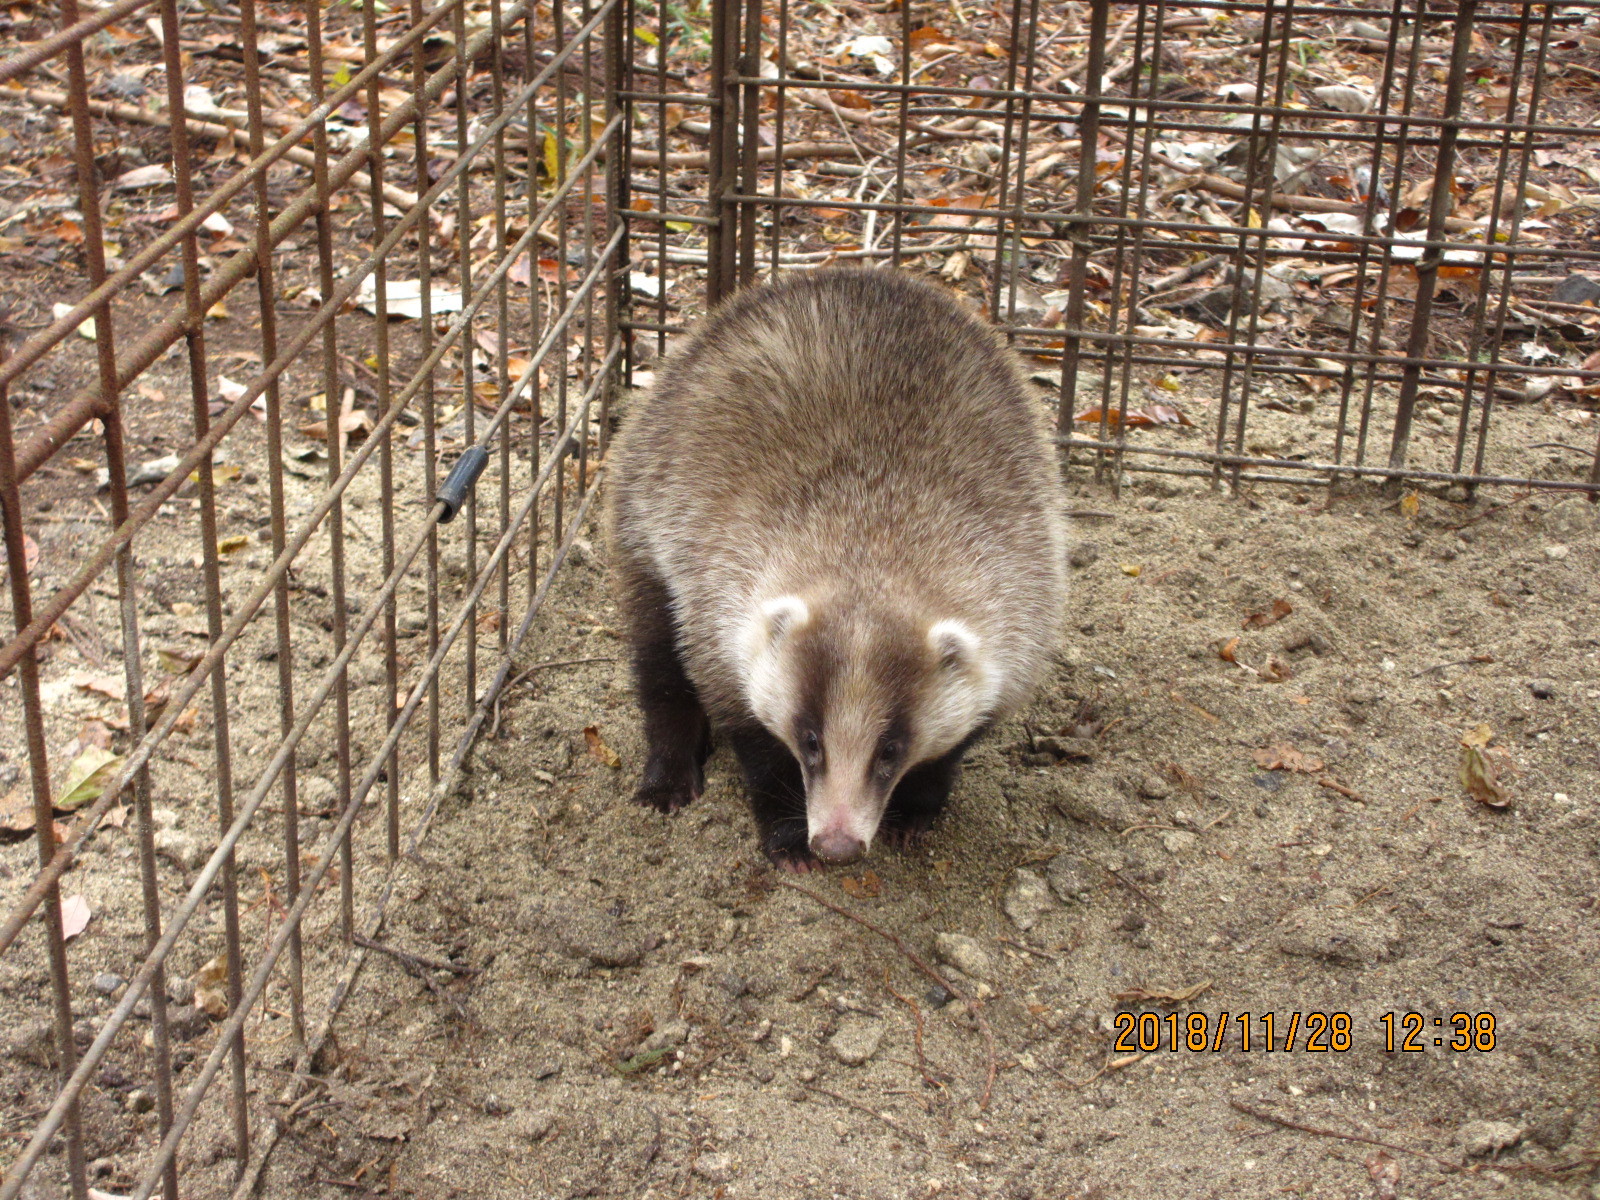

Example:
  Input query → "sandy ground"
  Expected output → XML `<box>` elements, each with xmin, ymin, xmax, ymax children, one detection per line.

<box><xmin>269</xmin><ymin>450</ymin><xmax>1600</xmax><ymax>1198</ymax></box>
<box><xmin>5</xmin><ymin>358</ymin><xmax>1600</xmax><ymax>1200</ymax></box>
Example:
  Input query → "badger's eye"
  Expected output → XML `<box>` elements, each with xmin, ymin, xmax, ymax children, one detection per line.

<box><xmin>875</xmin><ymin>740</ymin><xmax>901</xmax><ymax>778</ymax></box>
<box><xmin>801</xmin><ymin>730</ymin><xmax>822</xmax><ymax>764</ymax></box>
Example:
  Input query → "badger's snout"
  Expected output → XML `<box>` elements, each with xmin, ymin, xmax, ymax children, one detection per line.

<box><xmin>809</xmin><ymin>826</ymin><xmax>866</xmax><ymax>864</ymax></box>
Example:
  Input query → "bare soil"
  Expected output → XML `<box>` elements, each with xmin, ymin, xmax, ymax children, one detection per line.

<box><xmin>277</xmin><ymin>443</ymin><xmax>1600</xmax><ymax>1198</ymax></box>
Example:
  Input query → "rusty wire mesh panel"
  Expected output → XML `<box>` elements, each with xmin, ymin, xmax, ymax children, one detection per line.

<box><xmin>620</xmin><ymin>0</ymin><xmax>1600</xmax><ymax>494</ymax></box>
<box><xmin>0</xmin><ymin>0</ymin><xmax>623</xmax><ymax>1191</ymax></box>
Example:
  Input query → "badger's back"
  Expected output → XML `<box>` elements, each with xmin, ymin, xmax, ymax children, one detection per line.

<box><xmin>610</xmin><ymin>268</ymin><xmax>1066</xmax><ymax>722</ymax></box>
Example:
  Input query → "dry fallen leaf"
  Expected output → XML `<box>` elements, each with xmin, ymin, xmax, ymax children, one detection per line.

<box><xmin>60</xmin><ymin>894</ymin><xmax>92</xmax><ymax>941</ymax></box>
<box><xmin>1217</xmin><ymin>637</ymin><xmax>1240</xmax><ymax>663</ymax></box>
<box><xmin>1112</xmin><ymin>978</ymin><xmax>1213</xmax><ymax>1004</ymax></box>
<box><xmin>1242</xmin><ymin>598</ymin><xmax>1294</xmax><ymax>629</ymax></box>
<box><xmin>839</xmin><ymin>869</ymin><xmax>882</xmax><ymax>898</ymax></box>
<box><xmin>1258</xmin><ymin>655</ymin><xmax>1294</xmax><ymax>683</ymax></box>
<box><xmin>1</xmin><ymin>788</ymin><xmax>36</xmax><ymax>834</ymax></box>
<box><xmin>1252</xmin><ymin>744</ymin><xmax>1325</xmax><ymax>773</ymax></box>
<box><xmin>583</xmin><ymin>725</ymin><xmax>621</xmax><ymax>769</ymax></box>
<box><xmin>57</xmin><ymin>746</ymin><xmax>124</xmax><ymax>812</ymax></box>
<box><xmin>195</xmin><ymin>953</ymin><xmax>230</xmax><ymax>1018</ymax></box>
<box><xmin>1459</xmin><ymin>724</ymin><xmax>1509</xmax><ymax>808</ymax></box>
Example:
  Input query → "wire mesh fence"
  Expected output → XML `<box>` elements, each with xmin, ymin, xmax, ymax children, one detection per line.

<box><xmin>1</xmin><ymin>0</ymin><xmax>621</xmax><ymax>1193</ymax></box>
<box><xmin>621</xmin><ymin>0</ymin><xmax>1600</xmax><ymax>494</ymax></box>
<box><xmin>3</xmin><ymin>0</ymin><xmax>1600</xmax><ymax>1195</ymax></box>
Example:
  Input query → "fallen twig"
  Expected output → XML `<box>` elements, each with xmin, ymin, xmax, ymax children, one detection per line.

<box><xmin>778</xmin><ymin>877</ymin><xmax>998</xmax><ymax>1110</ymax></box>
<box><xmin>1229</xmin><ymin>1099</ymin><xmax>1455</xmax><ymax>1169</ymax></box>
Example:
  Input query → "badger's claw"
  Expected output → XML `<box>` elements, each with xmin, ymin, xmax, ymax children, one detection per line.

<box><xmin>768</xmin><ymin>847</ymin><xmax>824</xmax><ymax>873</ymax></box>
<box><xmin>632</xmin><ymin>752</ymin><xmax>703</xmax><ymax>813</ymax></box>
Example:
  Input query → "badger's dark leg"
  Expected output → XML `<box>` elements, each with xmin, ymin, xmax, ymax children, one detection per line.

<box><xmin>880</xmin><ymin>725</ymin><xmax>989</xmax><ymax>851</ymax></box>
<box><xmin>726</xmin><ymin>723</ymin><xmax>815</xmax><ymax>872</ymax></box>
<box><xmin>620</xmin><ymin>555</ymin><xmax>710</xmax><ymax>813</ymax></box>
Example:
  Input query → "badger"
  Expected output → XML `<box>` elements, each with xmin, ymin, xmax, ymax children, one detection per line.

<box><xmin>607</xmin><ymin>268</ymin><xmax>1066</xmax><ymax>870</ymax></box>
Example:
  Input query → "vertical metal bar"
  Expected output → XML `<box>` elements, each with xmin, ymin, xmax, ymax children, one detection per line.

<box><xmin>156</xmin><ymin>0</ymin><xmax>249</xmax><ymax>1166</ymax></box>
<box><xmin>706</xmin><ymin>0</ymin><xmax>739</xmax><ymax>303</ymax></box>
<box><xmin>1353</xmin><ymin>11</ymin><xmax>1428</xmax><ymax>471</ymax></box>
<box><xmin>360</xmin><ymin>0</ymin><xmax>401</xmax><ymax>864</ymax></box>
<box><xmin>989</xmin><ymin>0</ymin><xmax>1035</xmax><ymax>324</ymax></box>
<box><xmin>239</xmin><ymin>0</ymin><xmax>306</xmax><ymax>1056</ymax></box>
<box><xmin>0</xmin><ymin>339</ymin><xmax>88</xmax><ymax>1200</ymax></box>
<box><xmin>769</xmin><ymin>0</ymin><xmax>791</xmax><ymax>277</ymax></box>
<box><xmin>302</xmin><ymin>0</ymin><xmax>355</xmax><ymax>943</ymax></box>
<box><xmin>1465</xmin><ymin>1</ymin><xmax>1556</xmax><ymax>494</ymax></box>
<box><xmin>579</xmin><ymin>0</ymin><xmax>597</xmax><ymax>494</ymax></box>
<box><xmin>889</xmin><ymin>0</ymin><xmax>912</xmax><ymax>265</ymax></box>
<box><xmin>1223</xmin><ymin>0</ymin><xmax>1298</xmax><ymax>491</ymax></box>
<box><xmin>1210</xmin><ymin>0</ymin><xmax>1286</xmax><ymax>492</ymax></box>
<box><xmin>604</xmin><ymin>0</ymin><xmax>626</xmax><ymax>452</ymax></box>
<box><xmin>414</xmin><ymin>0</ymin><xmax>442</xmax><ymax>785</ymax></box>
<box><xmin>524</xmin><ymin>1</ymin><xmax>545</xmax><ymax>597</ymax></box>
<box><xmin>553</xmin><ymin>0</ymin><xmax>572</xmax><ymax>538</ymax></box>
<box><xmin>1387</xmin><ymin>0</ymin><xmax>1479</xmax><ymax>476</ymax></box>
<box><xmin>737</xmin><ymin>0</ymin><xmax>762</xmax><ymax>285</ymax></box>
<box><xmin>1056</xmin><ymin>0</ymin><xmax>1110</xmax><ymax>464</ymax></box>
<box><xmin>492</xmin><ymin>0</ymin><xmax>512</xmax><ymax>649</ymax></box>
<box><xmin>1329</xmin><ymin>0</ymin><xmax>1409</xmax><ymax>485</ymax></box>
<box><xmin>654</xmin><ymin>0</ymin><xmax>670</xmax><ymax>351</ymax></box>
<box><xmin>455</xmin><ymin>0</ymin><xmax>480</xmax><ymax>710</ymax></box>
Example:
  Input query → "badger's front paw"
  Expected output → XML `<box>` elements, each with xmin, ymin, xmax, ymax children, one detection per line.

<box><xmin>632</xmin><ymin>753</ymin><xmax>703</xmax><ymax>813</ymax></box>
<box><xmin>761</xmin><ymin>823</ymin><xmax>821</xmax><ymax>872</ymax></box>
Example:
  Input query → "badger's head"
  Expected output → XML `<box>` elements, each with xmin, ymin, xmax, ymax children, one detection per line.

<box><xmin>743</xmin><ymin>594</ymin><xmax>1000</xmax><ymax>864</ymax></box>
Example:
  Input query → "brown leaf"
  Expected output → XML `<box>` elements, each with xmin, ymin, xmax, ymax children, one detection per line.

<box><xmin>1217</xmin><ymin>636</ymin><xmax>1239</xmax><ymax>663</ymax></box>
<box><xmin>1252</xmin><ymin>744</ymin><xmax>1324</xmax><ymax>773</ymax></box>
<box><xmin>0</xmin><ymin>532</ymin><xmax>40</xmax><ymax>577</ymax></box>
<box><xmin>1459</xmin><ymin>725</ymin><xmax>1508</xmax><ymax>807</ymax></box>
<box><xmin>829</xmin><ymin>88</ymin><xmax>872</xmax><ymax>110</ymax></box>
<box><xmin>1112</xmin><ymin>978</ymin><xmax>1213</xmax><ymax>1004</ymax></box>
<box><xmin>1075</xmin><ymin>404</ymin><xmax>1193</xmax><ymax>429</ymax></box>
<box><xmin>195</xmin><ymin>953</ymin><xmax>230</xmax><ymax>1018</ymax></box>
<box><xmin>1258</xmin><ymin>655</ymin><xmax>1293</xmax><ymax>683</ymax></box>
<box><xmin>1242</xmin><ymin>598</ymin><xmax>1294</xmax><ymax>629</ymax></box>
<box><xmin>1365</xmin><ymin>1149</ymin><xmax>1401</xmax><ymax>1200</ymax></box>
<box><xmin>583</xmin><ymin>725</ymin><xmax>621</xmax><ymax>769</ymax></box>
<box><xmin>839</xmin><ymin>869</ymin><xmax>881</xmax><ymax>898</ymax></box>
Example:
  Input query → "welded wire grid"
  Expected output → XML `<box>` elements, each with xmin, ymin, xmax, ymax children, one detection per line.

<box><xmin>621</xmin><ymin>0</ymin><xmax>1600</xmax><ymax>493</ymax></box>
<box><xmin>0</xmin><ymin>0</ymin><xmax>622</xmax><ymax>1192</ymax></box>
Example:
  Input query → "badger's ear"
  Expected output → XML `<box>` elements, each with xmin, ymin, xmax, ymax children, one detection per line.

<box><xmin>928</xmin><ymin>619</ymin><xmax>981</xmax><ymax>670</ymax></box>
<box><xmin>757</xmin><ymin>595</ymin><xmax>810</xmax><ymax>644</ymax></box>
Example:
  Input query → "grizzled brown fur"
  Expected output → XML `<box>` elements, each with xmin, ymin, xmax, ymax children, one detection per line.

<box><xmin>608</xmin><ymin>268</ymin><xmax>1066</xmax><ymax>869</ymax></box>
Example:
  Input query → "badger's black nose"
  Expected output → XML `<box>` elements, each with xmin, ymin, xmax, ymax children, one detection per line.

<box><xmin>810</xmin><ymin>828</ymin><xmax>865</xmax><ymax>864</ymax></box>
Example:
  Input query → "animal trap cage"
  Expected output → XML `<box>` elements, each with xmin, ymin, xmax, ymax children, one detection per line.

<box><xmin>1</xmin><ymin>0</ymin><xmax>1598</xmax><ymax>1195</ymax></box>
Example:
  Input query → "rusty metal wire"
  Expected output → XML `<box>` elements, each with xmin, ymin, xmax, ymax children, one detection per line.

<box><xmin>0</xmin><ymin>0</ymin><xmax>622</xmax><ymax>1190</ymax></box>
<box><xmin>4</xmin><ymin>0</ymin><xmax>1600</xmax><ymax>1195</ymax></box>
<box><xmin>622</xmin><ymin>0</ymin><xmax>1600</xmax><ymax>496</ymax></box>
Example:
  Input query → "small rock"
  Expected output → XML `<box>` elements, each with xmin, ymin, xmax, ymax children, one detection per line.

<box><xmin>154</xmin><ymin>828</ymin><xmax>211</xmax><ymax>871</ymax></box>
<box><xmin>513</xmin><ymin>1109</ymin><xmax>555</xmax><ymax>1142</ymax></box>
<box><xmin>1457</xmin><ymin>1119</ymin><xmax>1523</xmax><ymax>1158</ymax></box>
<box><xmin>150</xmin><ymin>806</ymin><xmax>180</xmax><ymax>830</ymax></box>
<box><xmin>166</xmin><ymin>1005</ymin><xmax>212</xmax><ymax>1041</ymax></box>
<box><xmin>829</xmin><ymin>1015</ymin><xmax>885</xmax><ymax>1066</ymax></box>
<box><xmin>298</xmin><ymin>776</ymin><xmax>339</xmax><ymax>812</ymax></box>
<box><xmin>482</xmin><ymin>1093</ymin><xmax>510</xmax><ymax>1116</ymax></box>
<box><xmin>398</xmin><ymin>609</ymin><xmax>428</xmax><ymax>634</ymax></box>
<box><xmin>166</xmin><ymin>974</ymin><xmax>194</xmax><ymax>1006</ymax></box>
<box><xmin>1544</xmin><ymin>544</ymin><xmax>1569</xmax><ymax>560</ymax></box>
<box><xmin>693</xmin><ymin>1152</ymin><xmax>736</xmax><ymax>1183</ymax></box>
<box><xmin>1529</xmin><ymin>679</ymin><xmax>1558</xmax><ymax>700</ymax></box>
<box><xmin>1046</xmin><ymin>853</ymin><xmax>1094</xmax><ymax>902</ymax></box>
<box><xmin>1276</xmin><ymin>890</ymin><xmax>1401</xmax><ymax>966</ymax></box>
<box><xmin>1136</xmin><ymin>772</ymin><xmax>1172</xmax><ymax>800</ymax></box>
<box><xmin>92</xmin><ymin>973</ymin><xmax>124</xmax><ymax>996</ymax></box>
<box><xmin>1068</xmin><ymin>542</ymin><xmax>1100</xmax><ymax>569</ymax></box>
<box><xmin>1002</xmin><ymin>869</ymin><xmax>1052</xmax><ymax>931</ymax></box>
<box><xmin>520</xmin><ymin>899</ymin><xmax>650</xmax><ymax>968</ymax></box>
<box><xmin>934</xmin><ymin>933</ymin><xmax>995</xmax><ymax>982</ymax></box>
<box><xmin>1158</xmin><ymin>829</ymin><xmax>1198</xmax><ymax>855</ymax></box>
<box><xmin>643</xmin><ymin>1019</ymin><xmax>689</xmax><ymax>1052</ymax></box>
<box><xmin>126</xmin><ymin>1088</ymin><xmax>156</xmax><ymax>1114</ymax></box>
<box><xmin>7</xmin><ymin>1020</ymin><xmax>56</xmax><ymax>1067</ymax></box>
<box><xmin>1041</xmin><ymin>776</ymin><xmax>1140</xmax><ymax>828</ymax></box>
